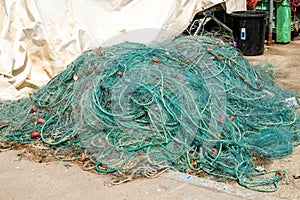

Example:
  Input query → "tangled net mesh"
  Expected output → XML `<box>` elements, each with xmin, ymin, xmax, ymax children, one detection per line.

<box><xmin>1</xmin><ymin>36</ymin><xmax>300</xmax><ymax>191</ymax></box>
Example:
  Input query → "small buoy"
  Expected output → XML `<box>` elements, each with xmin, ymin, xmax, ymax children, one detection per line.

<box><xmin>31</xmin><ymin>106</ymin><xmax>39</xmax><ymax>113</ymax></box>
<box><xmin>116</xmin><ymin>71</ymin><xmax>123</xmax><ymax>77</ymax></box>
<box><xmin>219</xmin><ymin>114</ymin><xmax>225</xmax><ymax>123</ymax></box>
<box><xmin>37</xmin><ymin>118</ymin><xmax>46</xmax><ymax>124</ymax></box>
<box><xmin>216</xmin><ymin>132</ymin><xmax>222</xmax><ymax>140</ymax></box>
<box><xmin>80</xmin><ymin>153</ymin><xmax>86</xmax><ymax>162</ymax></box>
<box><xmin>30</xmin><ymin>131</ymin><xmax>41</xmax><ymax>139</ymax></box>
<box><xmin>275</xmin><ymin>170</ymin><xmax>285</xmax><ymax>178</ymax></box>
<box><xmin>151</xmin><ymin>57</ymin><xmax>160</xmax><ymax>63</ymax></box>
<box><xmin>211</xmin><ymin>148</ymin><xmax>218</xmax><ymax>155</ymax></box>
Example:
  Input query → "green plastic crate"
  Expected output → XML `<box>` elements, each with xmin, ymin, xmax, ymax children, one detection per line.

<box><xmin>255</xmin><ymin>1</ymin><xmax>269</xmax><ymax>11</ymax></box>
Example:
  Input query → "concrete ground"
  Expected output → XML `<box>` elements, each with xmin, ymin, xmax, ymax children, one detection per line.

<box><xmin>0</xmin><ymin>150</ymin><xmax>279</xmax><ymax>200</ymax></box>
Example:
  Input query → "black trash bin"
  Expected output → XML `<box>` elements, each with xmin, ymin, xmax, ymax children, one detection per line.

<box><xmin>231</xmin><ymin>11</ymin><xmax>268</xmax><ymax>56</ymax></box>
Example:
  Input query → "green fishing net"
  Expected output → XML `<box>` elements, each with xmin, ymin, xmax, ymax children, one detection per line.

<box><xmin>0</xmin><ymin>36</ymin><xmax>299</xmax><ymax>192</ymax></box>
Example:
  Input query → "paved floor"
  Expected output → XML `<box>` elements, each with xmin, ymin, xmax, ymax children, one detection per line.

<box><xmin>0</xmin><ymin>150</ymin><xmax>278</xmax><ymax>200</ymax></box>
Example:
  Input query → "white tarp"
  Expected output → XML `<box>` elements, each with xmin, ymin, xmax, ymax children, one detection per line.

<box><xmin>0</xmin><ymin>0</ymin><xmax>246</xmax><ymax>100</ymax></box>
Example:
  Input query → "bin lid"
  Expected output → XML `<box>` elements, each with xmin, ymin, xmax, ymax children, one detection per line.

<box><xmin>231</xmin><ymin>10</ymin><xmax>268</xmax><ymax>18</ymax></box>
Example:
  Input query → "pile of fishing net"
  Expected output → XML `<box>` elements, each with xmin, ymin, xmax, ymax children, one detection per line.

<box><xmin>0</xmin><ymin>36</ymin><xmax>299</xmax><ymax>192</ymax></box>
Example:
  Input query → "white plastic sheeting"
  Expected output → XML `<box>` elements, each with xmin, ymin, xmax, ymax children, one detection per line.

<box><xmin>0</xmin><ymin>0</ymin><xmax>246</xmax><ymax>100</ymax></box>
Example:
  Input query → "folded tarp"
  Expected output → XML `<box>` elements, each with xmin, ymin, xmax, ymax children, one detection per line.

<box><xmin>0</xmin><ymin>0</ymin><xmax>246</xmax><ymax>100</ymax></box>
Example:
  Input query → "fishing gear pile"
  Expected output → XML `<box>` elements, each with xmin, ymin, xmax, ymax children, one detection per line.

<box><xmin>0</xmin><ymin>36</ymin><xmax>299</xmax><ymax>192</ymax></box>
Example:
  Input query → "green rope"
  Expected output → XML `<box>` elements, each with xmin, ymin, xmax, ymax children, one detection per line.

<box><xmin>0</xmin><ymin>35</ymin><xmax>299</xmax><ymax>192</ymax></box>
